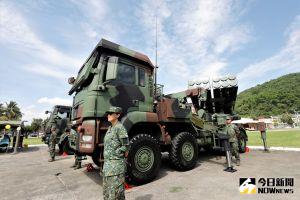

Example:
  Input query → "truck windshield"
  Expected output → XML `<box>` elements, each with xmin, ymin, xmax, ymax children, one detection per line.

<box><xmin>76</xmin><ymin>51</ymin><xmax>99</xmax><ymax>83</ymax></box>
<box><xmin>69</xmin><ymin>51</ymin><xmax>100</xmax><ymax>94</ymax></box>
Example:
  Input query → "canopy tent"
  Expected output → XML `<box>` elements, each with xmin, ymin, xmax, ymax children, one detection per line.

<box><xmin>0</xmin><ymin>121</ymin><xmax>22</xmax><ymax>129</ymax></box>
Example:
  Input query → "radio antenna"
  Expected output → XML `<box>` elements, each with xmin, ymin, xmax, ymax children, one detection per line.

<box><xmin>154</xmin><ymin>14</ymin><xmax>158</xmax><ymax>98</ymax></box>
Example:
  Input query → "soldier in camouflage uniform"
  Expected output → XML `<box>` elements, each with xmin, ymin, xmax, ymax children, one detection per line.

<box><xmin>225</xmin><ymin>116</ymin><xmax>241</xmax><ymax>166</ymax></box>
<box><xmin>48</xmin><ymin>126</ymin><xmax>57</xmax><ymax>162</ymax></box>
<box><xmin>103</xmin><ymin>106</ymin><xmax>129</xmax><ymax>200</ymax></box>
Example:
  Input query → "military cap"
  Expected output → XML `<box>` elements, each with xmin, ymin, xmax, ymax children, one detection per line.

<box><xmin>106</xmin><ymin>106</ymin><xmax>122</xmax><ymax>114</ymax></box>
<box><xmin>226</xmin><ymin>116</ymin><xmax>232</xmax><ymax>120</ymax></box>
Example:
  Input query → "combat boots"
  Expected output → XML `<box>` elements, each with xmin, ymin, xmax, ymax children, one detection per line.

<box><xmin>71</xmin><ymin>160</ymin><xmax>78</xmax><ymax>168</ymax></box>
<box><xmin>236</xmin><ymin>159</ymin><xmax>241</xmax><ymax>166</ymax></box>
<box><xmin>48</xmin><ymin>157</ymin><xmax>55</xmax><ymax>162</ymax></box>
<box><xmin>74</xmin><ymin>161</ymin><xmax>81</xmax><ymax>170</ymax></box>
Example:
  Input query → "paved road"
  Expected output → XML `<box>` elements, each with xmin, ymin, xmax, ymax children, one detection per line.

<box><xmin>0</xmin><ymin>147</ymin><xmax>299</xmax><ymax>200</ymax></box>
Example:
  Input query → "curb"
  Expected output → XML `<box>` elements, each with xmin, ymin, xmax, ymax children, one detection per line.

<box><xmin>28</xmin><ymin>144</ymin><xmax>48</xmax><ymax>147</ymax></box>
<box><xmin>248</xmin><ymin>146</ymin><xmax>300</xmax><ymax>152</ymax></box>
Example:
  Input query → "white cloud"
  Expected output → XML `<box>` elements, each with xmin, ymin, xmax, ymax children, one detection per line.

<box><xmin>21</xmin><ymin>97</ymin><xmax>72</xmax><ymax>123</ymax></box>
<box><xmin>0</xmin><ymin>2</ymin><xmax>82</xmax><ymax>78</ymax></box>
<box><xmin>37</xmin><ymin>97</ymin><xmax>72</xmax><ymax>106</ymax></box>
<box><xmin>21</xmin><ymin>104</ymin><xmax>47</xmax><ymax>123</ymax></box>
<box><xmin>135</xmin><ymin>0</ymin><xmax>250</xmax><ymax>93</ymax></box>
<box><xmin>70</xmin><ymin>0</ymin><xmax>107</xmax><ymax>21</ymax></box>
<box><xmin>69</xmin><ymin>0</ymin><xmax>120</xmax><ymax>42</ymax></box>
<box><xmin>23</xmin><ymin>64</ymin><xmax>69</xmax><ymax>80</ymax></box>
<box><xmin>173</xmin><ymin>0</ymin><xmax>250</xmax><ymax>57</ymax></box>
<box><xmin>238</xmin><ymin>15</ymin><xmax>300</xmax><ymax>91</ymax></box>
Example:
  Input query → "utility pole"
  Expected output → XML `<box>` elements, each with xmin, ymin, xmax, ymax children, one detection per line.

<box><xmin>13</xmin><ymin>120</ymin><xmax>27</xmax><ymax>154</ymax></box>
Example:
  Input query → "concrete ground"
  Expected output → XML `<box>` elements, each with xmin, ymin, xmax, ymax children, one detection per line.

<box><xmin>0</xmin><ymin>147</ymin><xmax>299</xmax><ymax>200</ymax></box>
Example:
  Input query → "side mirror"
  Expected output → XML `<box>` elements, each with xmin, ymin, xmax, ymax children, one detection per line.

<box><xmin>68</xmin><ymin>77</ymin><xmax>76</xmax><ymax>85</ymax></box>
<box><xmin>106</xmin><ymin>57</ymin><xmax>118</xmax><ymax>81</ymax></box>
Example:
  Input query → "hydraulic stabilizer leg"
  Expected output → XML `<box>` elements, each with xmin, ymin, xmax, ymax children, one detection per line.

<box><xmin>223</xmin><ymin>139</ymin><xmax>237</xmax><ymax>173</ymax></box>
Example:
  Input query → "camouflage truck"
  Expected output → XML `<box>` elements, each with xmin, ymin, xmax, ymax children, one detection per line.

<box><xmin>68</xmin><ymin>39</ymin><xmax>247</xmax><ymax>184</ymax></box>
<box><xmin>42</xmin><ymin>105</ymin><xmax>73</xmax><ymax>154</ymax></box>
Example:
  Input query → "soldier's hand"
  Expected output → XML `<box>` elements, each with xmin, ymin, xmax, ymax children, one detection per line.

<box><xmin>124</xmin><ymin>151</ymin><xmax>128</xmax><ymax>158</ymax></box>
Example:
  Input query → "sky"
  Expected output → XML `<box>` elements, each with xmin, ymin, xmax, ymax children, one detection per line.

<box><xmin>0</xmin><ymin>0</ymin><xmax>300</xmax><ymax>123</ymax></box>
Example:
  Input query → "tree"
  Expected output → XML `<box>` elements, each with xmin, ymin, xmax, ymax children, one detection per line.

<box><xmin>24</xmin><ymin>125</ymin><xmax>33</xmax><ymax>138</ymax></box>
<box><xmin>0</xmin><ymin>103</ymin><xmax>8</xmax><ymax>121</ymax></box>
<box><xmin>281</xmin><ymin>113</ymin><xmax>294</xmax><ymax>126</ymax></box>
<box><xmin>4</xmin><ymin>101</ymin><xmax>22</xmax><ymax>120</ymax></box>
<box><xmin>31</xmin><ymin>118</ymin><xmax>43</xmax><ymax>135</ymax></box>
<box><xmin>0</xmin><ymin>103</ymin><xmax>4</xmax><ymax>114</ymax></box>
<box><xmin>41</xmin><ymin>117</ymin><xmax>50</xmax><ymax>132</ymax></box>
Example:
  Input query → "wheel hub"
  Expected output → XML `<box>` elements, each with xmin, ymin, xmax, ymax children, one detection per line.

<box><xmin>134</xmin><ymin>146</ymin><xmax>154</xmax><ymax>172</ymax></box>
<box><xmin>182</xmin><ymin>142</ymin><xmax>194</xmax><ymax>161</ymax></box>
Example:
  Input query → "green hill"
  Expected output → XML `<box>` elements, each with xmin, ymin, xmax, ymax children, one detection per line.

<box><xmin>235</xmin><ymin>72</ymin><xmax>300</xmax><ymax>118</ymax></box>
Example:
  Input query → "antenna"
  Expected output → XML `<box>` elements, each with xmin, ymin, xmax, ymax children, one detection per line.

<box><xmin>154</xmin><ymin>14</ymin><xmax>158</xmax><ymax>99</ymax></box>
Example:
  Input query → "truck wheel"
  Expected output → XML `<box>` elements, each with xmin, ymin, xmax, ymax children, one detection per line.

<box><xmin>170</xmin><ymin>132</ymin><xmax>198</xmax><ymax>171</ymax></box>
<box><xmin>62</xmin><ymin>140</ymin><xmax>74</xmax><ymax>155</ymax></box>
<box><xmin>127</xmin><ymin>134</ymin><xmax>161</xmax><ymax>185</ymax></box>
<box><xmin>59</xmin><ymin>138</ymin><xmax>74</xmax><ymax>155</ymax></box>
<box><xmin>92</xmin><ymin>147</ymin><xmax>101</xmax><ymax>167</ymax></box>
<box><xmin>239</xmin><ymin>137</ymin><xmax>247</xmax><ymax>153</ymax></box>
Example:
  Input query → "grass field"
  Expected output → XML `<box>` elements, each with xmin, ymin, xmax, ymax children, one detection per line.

<box><xmin>246</xmin><ymin>129</ymin><xmax>300</xmax><ymax>148</ymax></box>
<box><xmin>23</xmin><ymin>137</ymin><xmax>44</xmax><ymax>145</ymax></box>
<box><xmin>7</xmin><ymin>129</ymin><xmax>300</xmax><ymax>147</ymax></box>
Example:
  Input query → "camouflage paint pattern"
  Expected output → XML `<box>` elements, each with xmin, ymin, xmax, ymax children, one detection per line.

<box><xmin>68</xmin><ymin>38</ymin><xmax>245</xmax><ymax>177</ymax></box>
<box><xmin>103</xmin><ymin>121</ymin><xmax>129</xmax><ymax>176</ymax></box>
<box><xmin>225</xmin><ymin>124</ymin><xmax>240</xmax><ymax>159</ymax></box>
<box><xmin>103</xmin><ymin>173</ymin><xmax>125</xmax><ymax>200</ymax></box>
<box><xmin>43</xmin><ymin>105</ymin><xmax>72</xmax><ymax>145</ymax></box>
<box><xmin>49</xmin><ymin>130</ymin><xmax>57</xmax><ymax>159</ymax></box>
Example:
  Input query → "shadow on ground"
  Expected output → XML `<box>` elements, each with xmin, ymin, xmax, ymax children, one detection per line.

<box><xmin>0</xmin><ymin>146</ymin><xmax>41</xmax><ymax>154</ymax></box>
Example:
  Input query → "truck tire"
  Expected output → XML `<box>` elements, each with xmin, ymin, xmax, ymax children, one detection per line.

<box><xmin>59</xmin><ymin>138</ymin><xmax>74</xmax><ymax>155</ymax></box>
<box><xmin>92</xmin><ymin>147</ymin><xmax>101</xmax><ymax>167</ymax></box>
<box><xmin>127</xmin><ymin>134</ymin><xmax>161</xmax><ymax>184</ymax></box>
<box><xmin>239</xmin><ymin>136</ymin><xmax>247</xmax><ymax>153</ymax></box>
<box><xmin>170</xmin><ymin>132</ymin><xmax>198</xmax><ymax>171</ymax></box>
<box><xmin>238</xmin><ymin>128</ymin><xmax>247</xmax><ymax>153</ymax></box>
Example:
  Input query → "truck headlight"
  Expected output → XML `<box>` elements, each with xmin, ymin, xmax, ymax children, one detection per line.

<box><xmin>81</xmin><ymin>143</ymin><xmax>92</xmax><ymax>148</ymax></box>
<box><xmin>82</xmin><ymin>135</ymin><xmax>93</xmax><ymax>142</ymax></box>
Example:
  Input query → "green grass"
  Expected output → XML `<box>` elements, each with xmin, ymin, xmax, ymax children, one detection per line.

<box><xmin>23</xmin><ymin>137</ymin><xmax>44</xmax><ymax>145</ymax></box>
<box><xmin>247</xmin><ymin>129</ymin><xmax>300</xmax><ymax>148</ymax></box>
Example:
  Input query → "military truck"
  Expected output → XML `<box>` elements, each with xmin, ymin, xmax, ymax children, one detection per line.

<box><xmin>42</xmin><ymin>105</ymin><xmax>73</xmax><ymax>154</ymax></box>
<box><xmin>68</xmin><ymin>39</ymin><xmax>247</xmax><ymax>184</ymax></box>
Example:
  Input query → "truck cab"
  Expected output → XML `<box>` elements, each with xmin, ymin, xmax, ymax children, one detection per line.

<box><xmin>43</xmin><ymin>105</ymin><xmax>72</xmax><ymax>154</ymax></box>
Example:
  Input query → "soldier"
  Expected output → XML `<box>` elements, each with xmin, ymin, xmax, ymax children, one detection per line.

<box><xmin>71</xmin><ymin>128</ymin><xmax>84</xmax><ymax>170</ymax></box>
<box><xmin>258</xmin><ymin>122</ymin><xmax>269</xmax><ymax>152</ymax></box>
<box><xmin>103</xmin><ymin>106</ymin><xmax>129</xmax><ymax>200</ymax></box>
<box><xmin>225</xmin><ymin>116</ymin><xmax>241</xmax><ymax>166</ymax></box>
<box><xmin>48</xmin><ymin>126</ymin><xmax>57</xmax><ymax>162</ymax></box>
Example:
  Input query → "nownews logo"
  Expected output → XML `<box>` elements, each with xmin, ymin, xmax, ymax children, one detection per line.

<box><xmin>239</xmin><ymin>178</ymin><xmax>294</xmax><ymax>195</ymax></box>
<box><xmin>239</xmin><ymin>178</ymin><xmax>256</xmax><ymax>194</ymax></box>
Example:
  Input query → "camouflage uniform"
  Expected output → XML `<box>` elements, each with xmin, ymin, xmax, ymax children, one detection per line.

<box><xmin>226</xmin><ymin>123</ymin><xmax>240</xmax><ymax>162</ymax></box>
<box><xmin>49</xmin><ymin>127</ymin><xmax>57</xmax><ymax>161</ymax></box>
<box><xmin>103</xmin><ymin>118</ymin><xmax>129</xmax><ymax>200</ymax></box>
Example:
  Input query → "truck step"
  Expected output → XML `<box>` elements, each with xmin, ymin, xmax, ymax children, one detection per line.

<box><xmin>213</xmin><ymin>146</ymin><xmax>224</xmax><ymax>151</ymax></box>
